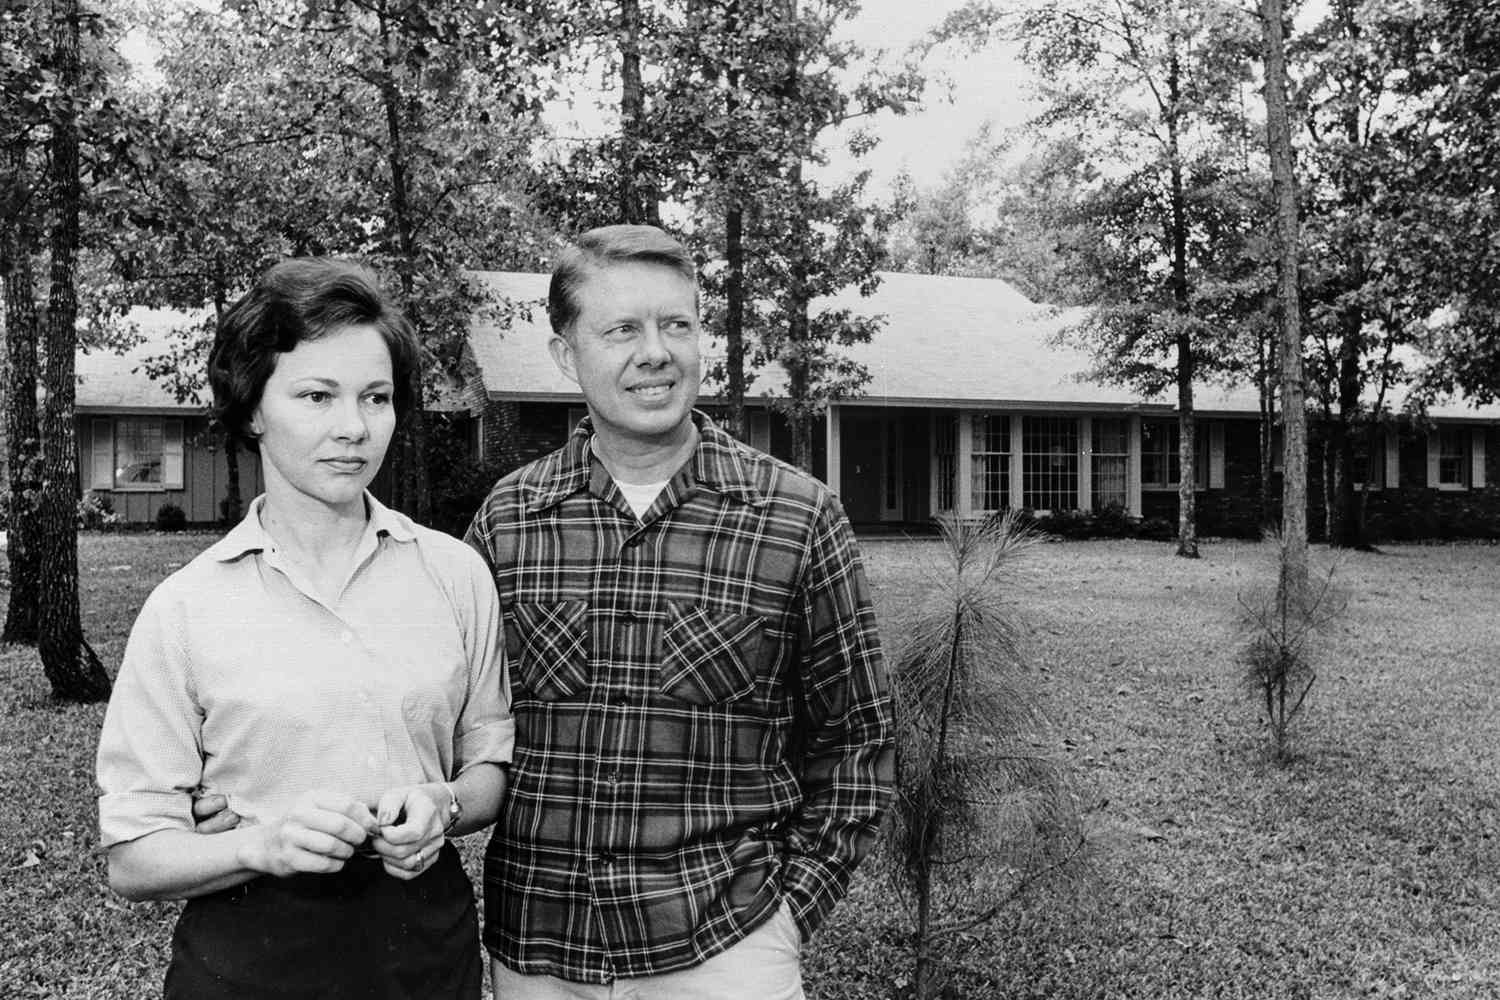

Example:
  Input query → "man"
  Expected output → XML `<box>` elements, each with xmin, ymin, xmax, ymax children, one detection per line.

<box><xmin>465</xmin><ymin>224</ymin><xmax>892</xmax><ymax>998</ymax></box>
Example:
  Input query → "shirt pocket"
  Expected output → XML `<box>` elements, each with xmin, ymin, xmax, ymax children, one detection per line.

<box><xmin>506</xmin><ymin>600</ymin><xmax>591</xmax><ymax>701</ymax></box>
<box><xmin>659</xmin><ymin>602</ymin><xmax>764</xmax><ymax>706</ymax></box>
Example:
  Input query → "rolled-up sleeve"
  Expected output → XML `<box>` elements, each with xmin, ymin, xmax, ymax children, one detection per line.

<box><xmin>451</xmin><ymin>548</ymin><xmax>515</xmax><ymax>775</ymax></box>
<box><xmin>96</xmin><ymin>587</ymin><xmax>201</xmax><ymax>848</ymax></box>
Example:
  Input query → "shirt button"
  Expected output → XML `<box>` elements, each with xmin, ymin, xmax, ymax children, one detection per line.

<box><xmin>598</xmin><ymin>853</ymin><xmax>616</xmax><ymax>867</ymax></box>
<box><xmin>339</xmin><ymin>630</ymin><xmax>354</xmax><ymax>644</ymax></box>
<box><xmin>612</xmin><ymin>691</ymin><xmax>632</xmax><ymax>706</ymax></box>
<box><xmin>620</xmin><ymin>610</ymin><xmax>640</xmax><ymax>625</ymax></box>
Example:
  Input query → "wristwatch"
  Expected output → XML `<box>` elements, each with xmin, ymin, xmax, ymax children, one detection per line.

<box><xmin>442</xmin><ymin>781</ymin><xmax>462</xmax><ymax>833</ymax></box>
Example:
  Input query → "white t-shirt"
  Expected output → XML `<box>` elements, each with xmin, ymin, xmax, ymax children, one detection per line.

<box><xmin>616</xmin><ymin>479</ymin><xmax>668</xmax><ymax>519</ymax></box>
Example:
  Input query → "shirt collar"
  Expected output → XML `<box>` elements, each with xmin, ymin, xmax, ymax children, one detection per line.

<box><xmin>525</xmin><ymin>410</ymin><xmax>764</xmax><ymax>513</ymax></box>
<box><xmin>203</xmin><ymin>491</ymin><xmax>415</xmax><ymax>562</ymax></box>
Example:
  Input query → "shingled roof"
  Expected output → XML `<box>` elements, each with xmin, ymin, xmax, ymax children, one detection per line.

<box><xmin>465</xmin><ymin>270</ymin><xmax>1499</xmax><ymax>421</ymax></box>
<box><xmin>74</xmin><ymin>273</ymin><xmax>1500</xmax><ymax>423</ymax></box>
<box><xmin>75</xmin><ymin>309</ymin><xmax>208</xmax><ymax>413</ymax></box>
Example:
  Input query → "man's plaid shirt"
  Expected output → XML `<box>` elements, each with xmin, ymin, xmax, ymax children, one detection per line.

<box><xmin>465</xmin><ymin>412</ymin><xmax>893</xmax><ymax>983</ymax></box>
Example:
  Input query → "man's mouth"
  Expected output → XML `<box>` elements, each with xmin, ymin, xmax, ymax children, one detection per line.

<box><xmin>628</xmin><ymin>382</ymin><xmax>674</xmax><ymax>400</ymax></box>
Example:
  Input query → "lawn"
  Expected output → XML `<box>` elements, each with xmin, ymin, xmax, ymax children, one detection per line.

<box><xmin>4</xmin><ymin>532</ymin><xmax>1499</xmax><ymax>998</ymax></box>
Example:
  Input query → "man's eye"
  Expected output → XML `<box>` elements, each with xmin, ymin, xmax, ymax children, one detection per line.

<box><xmin>604</xmin><ymin>325</ymin><xmax>635</xmax><ymax>340</ymax></box>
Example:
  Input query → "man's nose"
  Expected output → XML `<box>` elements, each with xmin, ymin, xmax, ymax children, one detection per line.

<box><xmin>634</xmin><ymin>323</ymin><xmax>672</xmax><ymax>366</ymax></box>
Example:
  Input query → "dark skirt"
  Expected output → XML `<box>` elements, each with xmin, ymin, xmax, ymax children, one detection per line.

<box><xmin>164</xmin><ymin>842</ymin><xmax>481</xmax><ymax>1000</ymax></box>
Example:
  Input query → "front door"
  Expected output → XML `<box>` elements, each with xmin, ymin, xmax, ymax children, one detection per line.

<box><xmin>839</xmin><ymin>411</ymin><xmax>902</xmax><ymax>525</ymax></box>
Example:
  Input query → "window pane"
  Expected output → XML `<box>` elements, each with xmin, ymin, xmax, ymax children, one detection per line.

<box><xmin>1093</xmin><ymin>456</ymin><xmax>1128</xmax><ymax>509</ymax></box>
<box><xmin>1022</xmin><ymin>416</ymin><xmax>1078</xmax><ymax>511</ymax></box>
<box><xmin>1142</xmin><ymin>420</ymin><xmax>1183</xmax><ymax>488</ymax></box>
<box><xmin>1094</xmin><ymin>418</ymin><xmax>1128</xmax><ymax>455</ymax></box>
<box><xmin>1439</xmin><ymin>429</ymin><xmax>1467</xmax><ymax>486</ymax></box>
<box><xmin>934</xmin><ymin>413</ymin><xmax>956</xmax><ymax>512</ymax></box>
<box><xmin>970</xmin><ymin>414</ymin><xmax>1009</xmax><ymax>512</ymax></box>
<box><xmin>115</xmin><ymin>418</ymin><xmax>163</xmax><ymax>485</ymax></box>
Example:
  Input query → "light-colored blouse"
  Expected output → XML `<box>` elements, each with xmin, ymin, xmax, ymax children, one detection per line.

<box><xmin>97</xmin><ymin>493</ymin><xmax>514</xmax><ymax>848</ymax></box>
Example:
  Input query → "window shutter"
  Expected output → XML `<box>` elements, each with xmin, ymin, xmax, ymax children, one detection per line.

<box><xmin>1426</xmin><ymin>431</ymin><xmax>1440</xmax><ymax>487</ymax></box>
<box><xmin>1473</xmin><ymin>429</ymin><xmax>1487</xmax><ymax>490</ymax></box>
<box><xmin>163</xmin><ymin>419</ymin><xmax>185</xmax><ymax>489</ymax></box>
<box><xmin>1209</xmin><ymin>423</ymin><xmax>1225</xmax><ymax>489</ymax></box>
<box><xmin>1384</xmin><ymin>432</ymin><xmax>1399</xmax><ymax>489</ymax></box>
<box><xmin>90</xmin><ymin>419</ymin><xmax>114</xmax><ymax>489</ymax></box>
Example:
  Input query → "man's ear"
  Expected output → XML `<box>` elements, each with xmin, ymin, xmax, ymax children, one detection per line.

<box><xmin>548</xmin><ymin>334</ymin><xmax>579</xmax><ymax>385</ymax></box>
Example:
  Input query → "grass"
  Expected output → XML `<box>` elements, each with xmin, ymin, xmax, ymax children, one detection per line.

<box><xmin>5</xmin><ymin>532</ymin><xmax>1500</xmax><ymax>998</ymax></box>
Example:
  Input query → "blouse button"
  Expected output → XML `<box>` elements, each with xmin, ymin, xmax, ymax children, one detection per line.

<box><xmin>339</xmin><ymin>630</ymin><xmax>354</xmax><ymax>644</ymax></box>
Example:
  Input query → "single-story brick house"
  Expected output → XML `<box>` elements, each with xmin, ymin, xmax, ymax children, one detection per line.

<box><xmin>463</xmin><ymin>270</ymin><xmax>1499</xmax><ymax>540</ymax></box>
<box><xmin>76</xmin><ymin>275</ymin><xmax>1499</xmax><ymax>539</ymax></box>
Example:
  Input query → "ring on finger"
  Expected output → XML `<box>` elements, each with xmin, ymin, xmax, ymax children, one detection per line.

<box><xmin>412</xmin><ymin>848</ymin><xmax>425</xmax><ymax>869</ymax></box>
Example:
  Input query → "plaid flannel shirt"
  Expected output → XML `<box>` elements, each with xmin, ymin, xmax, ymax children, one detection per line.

<box><xmin>465</xmin><ymin>412</ymin><xmax>893</xmax><ymax>983</ymax></box>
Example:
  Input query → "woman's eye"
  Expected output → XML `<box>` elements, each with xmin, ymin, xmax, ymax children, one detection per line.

<box><xmin>364</xmin><ymin>393</ymin><xmax>391</xmax><ymax>407</ymax></box>
<box><xmin>302</xmin><ymin>391</ymin><xmax>331</xmax><ymax>403</ymax></box>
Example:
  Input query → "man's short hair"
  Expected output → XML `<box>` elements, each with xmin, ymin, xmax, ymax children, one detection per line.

<box><xmin>548</xmin><ymin>225</ymin><xmax>697</xmax><ymax>338</ymax></box>
<box><xmin>209</xmin><ymin>257</ymin><xmax>420</xmax><ymax>453</ymax></box>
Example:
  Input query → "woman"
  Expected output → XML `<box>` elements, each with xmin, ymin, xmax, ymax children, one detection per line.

<box><xmin>96</xmin><ymin>258</ymin><xmax>513</xmax><ymax>998</ymax></box>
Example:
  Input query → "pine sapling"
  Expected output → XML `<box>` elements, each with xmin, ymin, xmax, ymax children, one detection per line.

<box><xmin>889</xmin><ymin>512</ymin><xmax>1083</xmax><ymax>999</ymax></box>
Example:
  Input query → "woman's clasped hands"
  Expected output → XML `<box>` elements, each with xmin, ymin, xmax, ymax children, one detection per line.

<box><xmin>220</xmin><ymin>784</ymin><xmax>449</xmax><ymax>881</ymax></box>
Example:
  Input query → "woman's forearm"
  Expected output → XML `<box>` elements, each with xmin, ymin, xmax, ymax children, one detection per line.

<box><xmin>108</xmin><ymin>827</ymin><xmax>263</xmax><ymax>902</ymax></box>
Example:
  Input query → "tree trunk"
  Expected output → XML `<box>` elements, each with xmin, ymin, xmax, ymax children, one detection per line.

<box><xmin>2</xmin><ymin>156</ymin><xmax>42</xmax><ymax>646</ymax></box>
<box><xmin>1257</xmin><ymin>318</ymin><xmax>1276</xmax><ymax>533</ymax></box>
<box><xmin>38</xmin><ymin>0</ymin><xmax>109</xmax><ymax>700</ymax></box>
<box><xmin>724</xmin><ymin>202</ymin><xmax>747</xmax><ymax>441</ymax></box>
<box><xmin>1260</xmin><ymin>0</ymin><xmax>1308</xmax><ymax>591</ymax></box>
<box><xmin>1331</xmin><ymin>324</ymin><xmax>1364</xmax><ymax>548</ymax></box>
<box><xmin>1166</xmin><ymin>51</ymin><xmax>1198</xmax><ymax>559</ymax></box>
<box><xmin>722</xmin><ymin>0</ymin><xmax>747</xmax><ymax>441</ymax></box>
<box><xmin>617</xmin><ymin>0</ymin><xmax>659</xmax><ymax>226</ymax></box>
<box><xmin>212</xmin><ymin>274</ymin><xmax>242</xmax><ymax>523</ymax></box>
<box><xmin>378</xmin><ymin>5</ymin><xmax>430</xmax><ymax>525</ymax></box>
<box><xmin>780</xmin><ymin>0</ymin><xmax>816</xmax><ymax>474</ymax></box>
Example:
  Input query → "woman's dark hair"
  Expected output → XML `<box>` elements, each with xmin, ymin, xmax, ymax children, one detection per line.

<box><xmin>548</xmin><ymin>224</ymin><xmax>698</xmax><ymax>338</ymax></box>
<box><xmin>209</xmin><ymin>258</ymin><xmax>419</xmax><ymax>452</ymax></box>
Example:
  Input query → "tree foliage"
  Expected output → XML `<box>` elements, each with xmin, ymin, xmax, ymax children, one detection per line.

<box><xmin>939</xmin><ymin>0</ymin><xmax>1264</xmax><ymax>557</ymax></box>
<box><xmin>118</xmin><ymin>0</ymin><xmax>564</xmax><ymax>521</ymax></box>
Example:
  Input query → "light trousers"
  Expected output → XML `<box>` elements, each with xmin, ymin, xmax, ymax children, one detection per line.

<box><xmin>491</xmin><ymin>901</ymin><xmax>805</xmax><ymax>1000</ymax></box>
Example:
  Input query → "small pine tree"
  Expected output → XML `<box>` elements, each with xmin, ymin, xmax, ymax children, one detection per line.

<box><xmin>1237</xmin><ymin>534</ymin><xmax>1345</xmax><ymax>762</ymax></box>
<box><xmin>889</xmin><ymin>512</ymin><xmax>1083</xmax><ymax>999</ymax></box>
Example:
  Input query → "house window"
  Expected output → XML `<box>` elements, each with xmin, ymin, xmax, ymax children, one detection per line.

<box><xmin>1351</xmin><ymin>430</ymin><xmax>1386</xmax><ymax>490</ymax></box>
<box><xmin>970</xmin><ymin>414</ymin><xmax>1009</xmax><ymax>513</ymax></box>
<box><xmin>92</xmin><ymin>417</ymin><xmax>184</xmax><ymax>491</ymax></box>
<box><xmin>1141</xmin><ymin>419</ymin><xmax>1206</xmax><ymax>490</ymax></box>
<box><xmin>1092</xmin><ymin>418</ymin><xmax>1129</xmax><ymax>511</ymax></box>
<box><xmin>1437</xmin><ymin>428</ymin><xmax>1470</xmax><ymax>488</ymax></box>
<box><xmin>1022</xmin><ymin>416</ymin><xmax>1078</xmax><ymax>512</ymax></box>
<box><xmin>934</xmin><ymin>412</ymin><xmax>956</xmax><ymax>513</ymax></box>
